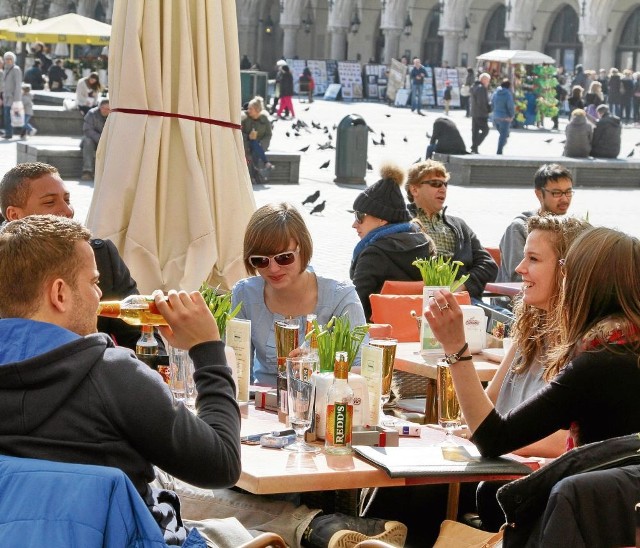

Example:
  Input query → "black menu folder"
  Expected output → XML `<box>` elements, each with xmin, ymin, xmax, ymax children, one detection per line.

<box><xmin>354</xmin><ymin>445</ymin><xmax>533</xmax><ymax>478</ymax></box>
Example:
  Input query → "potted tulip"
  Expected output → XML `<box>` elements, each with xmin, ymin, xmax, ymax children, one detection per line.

<box><xmin>412</xmin><ymin>257</ymin><xmax>470</xmax><ymax>359</ymax></box>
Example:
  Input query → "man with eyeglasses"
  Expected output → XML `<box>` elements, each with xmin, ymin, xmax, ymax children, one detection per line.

<box><xmin>497</xmin><ymin>163</ymin><xmax>574</xmax><ymax>282</ymax></box>
<box><xmin>405</xmin><ymin>160</ymin><xmax>498</xmax><ymax>304</ymax></box>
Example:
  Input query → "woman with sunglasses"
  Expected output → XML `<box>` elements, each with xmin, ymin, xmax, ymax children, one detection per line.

<box><xmin>350</xmin><ymin>164</ymin><xmax>436</xmax><ymax>321</ymax></box>
<box><xmin>425</xmin><ymin>226</ymin><xmax>640</xmax><ymax>459</ymax></box>
<box><xmin>232</xmin><ymin>203</ymin><xmax>366</xmax><ymax>386</ymax></box>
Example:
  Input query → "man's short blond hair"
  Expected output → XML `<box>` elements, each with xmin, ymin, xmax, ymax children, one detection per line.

<box><xmin>0</xmin><ymin>215</ymin><xmax>91</xmax><ymax>318</ymax></box>
<box><xmin>404</xmin><ymin>160</ymin><xmax>450</xmax><ymax>203</ymax></box>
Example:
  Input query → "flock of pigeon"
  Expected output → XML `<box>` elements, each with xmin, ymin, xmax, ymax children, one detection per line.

<box><xmin>272</xmin><ymin>113</ymin><xmax>414</xmax><ymax>215</ymax></box>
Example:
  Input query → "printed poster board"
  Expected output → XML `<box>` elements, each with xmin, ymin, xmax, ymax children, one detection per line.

<box><xmin>387</xmin><ymin>58</ymin><xmax>409</xmax><ymax>102</ymax></box>
<box><xmin>307</xmin><ymin>59</ymin><xmax>328</xmax><ymax>95</ymax></box>
<box><xmin>337</xmin><ymin>61</ymin><xmax>363</xmax><ymax>100</ymax></box>
<box><xmin>434</xmin><ymin>67</ymin><xmax>461</xmax><ymax>108</ymax></box>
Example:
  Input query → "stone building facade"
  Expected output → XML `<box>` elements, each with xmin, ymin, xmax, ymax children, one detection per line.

<box><xmin>237</xmin><ymin>0</ymin><xmax>640</xmax><ymax>74</ymax></box>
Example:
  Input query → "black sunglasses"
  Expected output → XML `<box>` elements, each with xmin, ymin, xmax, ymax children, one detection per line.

<box><xmin>249</xmin><ymin>249</ymin><xmax>299</xmax><ymax>269</ymax></box>
<box><xmin>354</xmin><ymin>211</ymin><xmax>367</xmax><ymax>224</ymax></box>
<box><xmin>420</xmin><ymin>180</ymin><xmax>448</xmax><ymax>188</ymax></box>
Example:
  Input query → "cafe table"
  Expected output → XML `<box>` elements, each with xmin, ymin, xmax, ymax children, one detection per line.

<box><xmin>237</xmin><ymin>404</ymin><xmax>536</xmax><ymax>521</ymax></box>
<box><xmin>392</xmin><ymin>342</ymin><xmax>501</xmax><ymax>424</ymax></box>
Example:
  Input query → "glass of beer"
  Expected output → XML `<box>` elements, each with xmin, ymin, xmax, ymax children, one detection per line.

<box><xmin>436</xmin><ymin>358</ymin><xmax>461</xmax><ymax>444</ymax></box>
<box><xmin>274</xmin><ymin>318</ymin><xmax>300</xmax><ymax>419</ymax></box>
<box><xmin>369</xmin><ymin>338</ymin><xmax>398</xmax><ymax>412</ymax></box>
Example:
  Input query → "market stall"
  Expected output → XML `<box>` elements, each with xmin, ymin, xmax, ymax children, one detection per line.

<box><xmin>476</xmin><ymin>49</ymin><xmax>558</xmax><ymax>128</ymax></box>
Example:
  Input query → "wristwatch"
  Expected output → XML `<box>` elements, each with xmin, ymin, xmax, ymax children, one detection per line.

<box><xmin>444</xmin><ymin>342</ymin><xmax>473</xmax><ymax>365</ymax></box>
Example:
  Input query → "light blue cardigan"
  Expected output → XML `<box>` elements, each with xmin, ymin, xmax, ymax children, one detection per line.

<box><xmin>231</xmin><ymin>274</ymin><xmax>366</xmax><ymax>386</ymax></box>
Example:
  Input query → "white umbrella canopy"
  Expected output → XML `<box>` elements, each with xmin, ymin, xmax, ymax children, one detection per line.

<box><xmin>1</xmin><ymin>13</ymin><xmax>110</xmax><ymax>45</ymax></box>
<box><xmin>476</xmin><ymin>50</ymin><xmax>556</xmax><ymax>65</ymax></box>
<box><xmin>0</xmin><ymin>16</ymin><xmax>39</xmax><ymax>39</ymax></box>
<box><xmin>86</xmin><ymin>0</ymin><xmax>255</xmax><ymax>293</ymax></box>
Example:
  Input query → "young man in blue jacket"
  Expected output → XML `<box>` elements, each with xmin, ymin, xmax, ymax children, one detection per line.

<box><xmin>491</xmin><ymin>79</ymin><xmax>515</xmax><ymax>155</ymax></box>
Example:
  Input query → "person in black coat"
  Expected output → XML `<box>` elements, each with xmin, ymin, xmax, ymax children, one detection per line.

<box><xmin>276</xmin><ymin>65</ymin><xmax>295</xmax><ymax>119</ymax></box>
<box><xmin>591</xmin><ymin>104</ymin><xmax>621</xmax><ymax>158</ymax></box>
<box><xmin>0</xmin><ymin>162</ymin><xmax>164</xmax><ymax>352</ymax></box>
<box><xmin>47</xmin><ymin>58</ymin><xmax>69</xmax><ymax>92</ymax></box>
<box><xmin>426</xmin><ymin>117</ymin><xmax>468</xmax><ymax>158</ymax></box>
<box><xmin>350</xmin><ymin>164</ymin><xmax>436</xmax><ymax>321</ymax></box>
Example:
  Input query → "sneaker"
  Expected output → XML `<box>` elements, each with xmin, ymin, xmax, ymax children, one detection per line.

<box><xmin>302</xmin><ymin>513</ymin><xmax>407</xmax><ymax>548</ymax></box>
<box><xmin>81</xmin><ymin>171</ymin><xmax>94</xmax><ymax>181</ymax></box>
<box><xmin>29</xmin><ymin>128</ymin><xmax>37</xmax><ymax>136</ymax></box>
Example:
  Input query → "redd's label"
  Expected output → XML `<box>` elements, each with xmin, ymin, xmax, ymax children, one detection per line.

<box><xmin>326</xmin><ymin>402</ymin><xmax>353</xmax><ymax>445</ymax></box>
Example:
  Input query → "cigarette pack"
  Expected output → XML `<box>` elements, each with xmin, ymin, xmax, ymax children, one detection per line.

<box><xmin>352</xmin><ymin>425</ymin><xmax>399</xmax><ymax>447</ymax></box>
<box><xmin>254</xmin><ymin>388</ymin><xmax>278</xmax><ymax>412</ymax></box>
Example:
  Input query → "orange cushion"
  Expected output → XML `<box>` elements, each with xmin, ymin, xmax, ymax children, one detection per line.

<box><xmin>380</xmin><ymin>280</ymin><xmax>424</xmax><ymax>295</ymax></box>
<box><xmin>368</xmin><ymin>323</ymin><xmax>394</xmax><ymax>339</ymax></box>
<box><xmin>369</xmin><ymin>294</ymin><xmax>422</xmax><ymax>342</ymax></box>
<box><xmin>369</xmin><ymin>293</ymin><xmax>472</xmax><ymax>343</ymax></box>
<box><xmin>484</xmin><ymin>246</ymin><xmax>501</xmax><ymax>266</ymax></box>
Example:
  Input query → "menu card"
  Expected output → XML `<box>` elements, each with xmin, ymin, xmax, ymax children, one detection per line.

<box><xmin>225</xmin><ymin>318</ymin><xmax>251</xmax><ymax>402</ymax></box>
<box><xmin>354</xmin><ymin>445</ymin><xmax>533</xmax><ymax>478</ymax></box>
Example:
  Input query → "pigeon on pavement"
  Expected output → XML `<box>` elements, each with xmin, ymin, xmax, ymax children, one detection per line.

<box><xmin>302</xmin><ymin>190</ymin><xmax>320</xmax><ymax>205</ymax></box>
<box><xmin>310</xmin><ymin>200</ymin><xmax>326</xmax><ymax>215</ymax></box>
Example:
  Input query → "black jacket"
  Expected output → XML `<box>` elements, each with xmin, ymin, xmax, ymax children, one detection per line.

<box><xmin>410</xmin><ymin>205</ymin><xmax>498</xmax><ymax>300</ymax></box>
<box><xmin>279</xmin><ymin>72</ymin><xmax>294</xmax><ymax>97</ymax></box>
<box><xmin>470</xmin><ymin>81</ymin><xmax>491</xmax><ymax>118</ymax></box>
<box><xmin>591</xmin><ymin>113</ymin><xmax>621</xmax><ymax>158</ymax></box>
<box><xmin>350</xmin><ymin>230</ymin><xmax>435</xmax><ymax>321</ymax></box>
<box><xmin>430</xmin><ymin>117</ymin><xmax>467</xmax><ymax>155</ymax></box>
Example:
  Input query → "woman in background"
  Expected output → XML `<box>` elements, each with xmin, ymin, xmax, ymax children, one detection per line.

<box><xmin>76</xmin><ymin>72</ymin><xmax>102</xmax><ymax>115</ymax></box>
<box><xmin>350</xmin><ymin>164</ymin><xmax>435</xmax><ymax>321</ymax></box>
<box><xmin>276</xmin><ymin>65</ymin><xmax>295</xmax><ymax>119</ymax></box>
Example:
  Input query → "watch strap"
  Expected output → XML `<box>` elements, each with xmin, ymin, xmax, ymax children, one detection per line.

<box><xmin>444</xmin><ymin>342</ymin><xmax>471</xmax><ymax>365</ymax></box>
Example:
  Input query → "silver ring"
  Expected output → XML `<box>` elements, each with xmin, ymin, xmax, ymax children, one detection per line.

<box><xmin>440</xmin><ymin>303</ymin><xmax>450</xmax><ymax>310</ymax></box>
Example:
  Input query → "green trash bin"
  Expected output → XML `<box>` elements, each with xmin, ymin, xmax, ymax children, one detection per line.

<box><xmin>334</xmin><ymin>114</ymin><xmax>368</xmax><ymax>185</ymax></box>
<box><xmin>240</xmin><ymin>70</ymin><xmax>269</xmax><ymax>106</ymax></box>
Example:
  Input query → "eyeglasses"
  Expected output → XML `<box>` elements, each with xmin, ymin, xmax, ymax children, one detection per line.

<box><xmin>541</xmin><ymin>188</ymin><xmax>575</xmax><ymax>198</ymax></box>
<box><xmin>354</xmin><ymin>211</ymin><xmax>367</xmax><ymax>224</ymax></box>
<box><xmin>249</xmin><ymin>248</ymin><xmax>299</xmax><ymax>269</ymax></box>
<box><xmin>419</xmin><ymin>180</ymin><xmax>448</xmax><ymax>188</ymax></box>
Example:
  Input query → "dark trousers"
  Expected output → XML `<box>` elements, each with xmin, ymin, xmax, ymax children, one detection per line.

<box><xmin>471</xmin><ymin>117</ymin><xmax>489</xmax><ymax>151</ymax></box>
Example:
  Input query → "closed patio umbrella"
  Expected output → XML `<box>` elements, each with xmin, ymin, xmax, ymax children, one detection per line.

<box><xmin>86</xmin><ymin>0</ymin><xmax>255</xmax><ymax>292</ymax></box>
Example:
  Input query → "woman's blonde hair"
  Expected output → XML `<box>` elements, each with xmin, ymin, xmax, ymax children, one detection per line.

<box><xmin>510</xmin><ymin>215</ymin><xmax>592</xmax><ymax>373</ymax></box>
<box><xmin>545</xmin><ymin>227</ymin><xmax>640</xmax><ymax>379</ymax></box>
<box><xmin>243</xmin><ymin>203</ymin><xmax>313</xmax><ymax>275</ymax></box>
<box><xmin>587</xmin><ymin>80</ymin><xmax>603</xmax><ymax>100</ymax></box>
<box><xmin>248</xmin><ymin>95</ymin><xmax>265</xmax><ymax>112</ymax></box>
<box><xmin>570</xmin><ymin>108</ymin><xmax>586</xmax><ymax>119</ymax></box>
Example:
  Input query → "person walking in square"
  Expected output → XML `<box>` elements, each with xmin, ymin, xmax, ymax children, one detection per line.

<box><xmin>19</xmin><ymin>83</ymin><xmax>36</xmax><ymax>138</ymax></box>
<box><xmin>410</xmin><ymin>58</ymin><xmax>428</xmax><ymax>115</ymax></box>
<box><xmin>276</xmin><ymin>65</ymin><xmax>295</xmax><ymax>119</ymax></box>
<box><xmin>469</xmin><ymin>73</ymin><xmax>491</xmax><ymax>153</ymax></box>
<box><xmin>2</xmin><ymin>52</ymin><xmax>22</xmax><ymax>140</ymax></box>
<box><xmin>491</xmin><ymin>79</ymin><xmax>515</xmax><ymax>155</ymax></box>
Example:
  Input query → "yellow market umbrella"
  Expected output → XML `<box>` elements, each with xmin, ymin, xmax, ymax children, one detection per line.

<box><xmin>0</xmin><ymin>16</ymin><xmax>39</xmax><ymax>40</ymax></box>
<box><xmin>3</xmin><ymin>13</ymin><xmax>110</xmax><ymax>45</ymax></box>
<box><xmin>86</xmin><ymin>0</ymin><xmax>255</xmax><ymax>293</ymax></box>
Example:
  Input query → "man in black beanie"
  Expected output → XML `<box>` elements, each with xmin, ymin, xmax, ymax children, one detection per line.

<box><xmin>350</xmin><ymin>163</ymin><xmax>436</xmax><ymax>320</ymax></box>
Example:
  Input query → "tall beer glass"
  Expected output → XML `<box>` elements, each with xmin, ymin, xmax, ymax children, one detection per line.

<box><xmin>274</xmin><ymin>318</ymin><xmax>300</xmax><ymax>420</ymax></box>
<box><xmin>436</xmin><ymin>358</ymin><xmax>461</xmax><ymax>444</ymax></box>
<box><xmin>369</xmin><ymin>338</ymin><xmax>398</xmax><ymax>412</ymax></box>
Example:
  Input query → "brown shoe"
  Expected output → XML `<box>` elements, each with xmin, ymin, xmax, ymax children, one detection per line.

<box><xmin>81</xmin><ymin>172</ymin><xmax>94</xmax><ymax>181</ymax></box>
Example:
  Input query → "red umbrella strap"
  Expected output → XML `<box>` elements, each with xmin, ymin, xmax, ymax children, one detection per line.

<box><xmin>110</xmin><ymin>107</ymin><xmax>241</xmax><ymax>130</ymax></box>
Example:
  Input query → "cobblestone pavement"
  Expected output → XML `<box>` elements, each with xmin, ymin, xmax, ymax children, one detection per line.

<box><xmin>1</xmin><ymin>100</ymin><xmax>639</xmax><ymax>283</ymax></box>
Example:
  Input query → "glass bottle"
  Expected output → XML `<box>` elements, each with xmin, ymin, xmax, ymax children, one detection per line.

<box><xmin>97</xmin><ymin>295</ymin><xmax>168</xmax><ymax>326</ymax></box>
<box><xmin>136</xmin><ymin>324</ymin><xmax>159</xmax><ymax>366</ymax></box>
<box><xmin>325</xmin><ymin>351</ymin><xmax>354</xmax><ymax>455</ymax></box>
